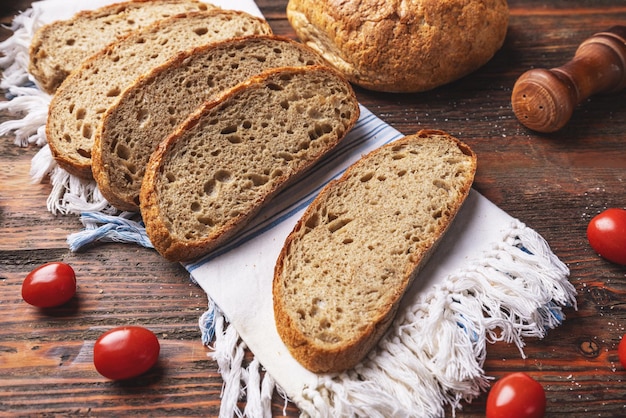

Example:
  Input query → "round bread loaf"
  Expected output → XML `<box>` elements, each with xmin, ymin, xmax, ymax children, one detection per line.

<box><xmin>286</xmin><ymin>0</ymin><xmax>509</xmax><ymax>92</ymax></box>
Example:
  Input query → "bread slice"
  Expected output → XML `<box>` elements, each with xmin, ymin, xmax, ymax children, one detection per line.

<box><xmin>272</xmin><ymin>130</ymin><xmax>477</xmax><ymax>373</ymax></box>
<box><xmin>46</xmin><ymin>10</ymin><xmax>272</xmax><ymax>179</ymax></box>
<box><xmin>140</xmin><ymin>65</ymin><xmax>360</xmax><ymax>262</ymax></box>
<box><xmin>29</xmin><ymin>0</ymin><xmax>214</xmax><ymax>94</ymax></box>
<box><xmin>93</xmin><ymin>35</ymin><xmax>326</xmax><ymax>212</ymax></box>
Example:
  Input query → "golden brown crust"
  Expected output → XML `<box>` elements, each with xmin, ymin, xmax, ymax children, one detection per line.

<box><xmin>286</xmin><ymin>0</ymin><xmax>509</xmax><ymax>92</ymax></box>
<box><xmin>273</xmin><ymin>130</ymin><xmax>477</xmax><ymax>373</ymax></box>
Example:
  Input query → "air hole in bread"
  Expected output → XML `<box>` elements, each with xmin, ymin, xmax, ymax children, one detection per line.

<box><xmin>204</xmin><ymin>179</ymin><xmax>216</xmax><ymax>196</ymax></box>
<box><xmin>280</xmin><ymin>100</ymin><xmax>289</xmax><ymax>110</ymax></box>
<box><xmin>242</xmin><ymin>120</ymin><xmax>252</xmax><ymax>129</ymax></box>
<box><xmin>392</xmin><ymin>152</ymin><xmax>407</xmax><ymax>160</ymax></box>
<box><xmin>299</xmin><ymin>140</ymin><xmax>310</xmax><ymax>150</ymax></box>
<box><xmin>342</xmin><ymin>238</ymin><xmax>353</xmax><ymax>244</ymax></box>
<box><xmin>191</xmin><ymin>201</ymin><xmax>201</xmax><ymax>212</ymax></box>
<box><xmin>81</xmin><ymin>123</ymin><xmax>93</xmax><ymax>140</ymax></box>
<box><xmin>215</xmin><ymin>170</ymin><xmax>232</xmax><ymax>183</ymax></box>
<box><xmin>226</xmin><ymin>135</ymin><xmax>242</xmax><ymax>144</ymax></box>
<box><xmin>194</xmin><ymin>27</ymin><xmax>208</xmax><ymax>36</ymax></box>
<box><xmin>377</xmin><ymin>174</ymin><xmax>386</xmax><ymax>181</ymax></box>
<box><xmin>433</xmin><ymin>179</ymin><xmax>450</xmax><ymax>191</ymax></box>
<box><xmin>328</xmin><ymin>218</ymin><xmax>352</xmax><ymax>233</ymax></box>
<box><xmin>210</xmin><ymin>149</ymin><xmax>221</xmax><ymax>157</ymax></box>
<box><xmin>77</xmin><ymin>147</ymin><xmax>91</xmax><ymax>159</ymax></box>
<box><xmin>220</xmin><ymin>125</ymin><xmax>237</xmax><ymax>135</ymax></box>
<box><xmin>65</xmin><ymin>38</ymin><xmax>75</xmax><ymax>46</ymax></box>
<box><xmin>266</xmin><ymin>82</ymin><xmax>284</xmax><ymax>91</ymax></box>
<box><xmin>247</xmin><ymin>173</ymin><xmax>269</xmax><ymax>187</ymax></box>
<box><xmin>127</xmin><ymin>19</ymin><xmax>135</xmax><ymax>25</ymax></box>
<box><xmin>308</xmin><ymin>122</ymin><xmax>333</xmax><ymax>140</ymax></box>
<box><xmin>278</xmin><ymin>151</ymin><xmax>293</xmax><ymax>161</ymax></box>
<box><xmin>106</xmin><ymin>86</ymin><xmax>121</xmax><ymax>97</ymax></box>
<box><xmin>165</xmin><ymin>173</ymin><xmax>175</xmax><ymax>183</ymax></box>
<box><xmin>307</xmin><ymin>108</ymin><xmax>323</xmax><ymax>119</ymax></box>
<box><xmin>273</xmin><ymin>48</ymin><xmax>283</xmax><ymax>54</ymax></box>
<box><xmin>360</xmin><ymin>172</ymin><xmax>374</xmax><ymax>182</ymax></box>
<box><xmin>271</xmin><ymin>169</ymin><xmax>284</xmax><ymax>178</ymax></box>
<box><xmin>75</xmin><ymin>108</ymin><xmax>86</xmax><ymax>120</ymax></box>
<box><xmin>125</xmin><ymin>162</ymin><xmax>137</xmax><ymax>175</ymax></box>
<box><xmin>136</xmin><ymin>108</ymin><xmax>149</xmax><ymax>125</ymax></box>
<box><xmin>116</xmin><ymin>144</ymin><xmax>130</xmax><ymax>160</ymax></box>
<box><xmin>305</xmin><ymin>212</ymin><xmax>320</xmax><ymax>229</ymax></box>
<box><xmin>397</xmin><ymin>169</ymin><xmax>407</xmax><ymax>177</ymax></box>
<box><xmin>197</xmin><ymin>215</ymin><xmax>214</xmax><ymax>227</ymax></box>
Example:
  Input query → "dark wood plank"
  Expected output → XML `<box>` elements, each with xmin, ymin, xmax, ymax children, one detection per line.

<box><xmin>1</xmin><ymin>0</ymin><xmax>626</xmax><ymax>416</ymax></box>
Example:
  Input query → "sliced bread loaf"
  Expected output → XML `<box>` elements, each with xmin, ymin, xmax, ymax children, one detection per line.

<box><xmin>29</xmin><ymin>0</ymin><xmax>214</xmax><ymax>94</ymax></box>
<box><xmin>272</xmin><ymin>130</ymin><xmax>477</xmax><ymax>373</ymax></box>
<box><xmin>140</xmin><ymin>65</ymin><xmax>360</xmax><ymax>262</ymax></box>
<box><xmin>46</xmin><ymin>9</ymin><xmax>272</xmax><ymax>179</ymax></box>
<box><xmin>93</xmin><ymin>35</ymin><xmax>326</xmax><ymax>212</ymax></box>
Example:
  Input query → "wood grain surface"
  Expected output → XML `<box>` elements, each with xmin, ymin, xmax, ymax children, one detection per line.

<box><xmin>1</xmin><ymin>0</ymin><xmax>626</xmax><ymax>416</ymax></box>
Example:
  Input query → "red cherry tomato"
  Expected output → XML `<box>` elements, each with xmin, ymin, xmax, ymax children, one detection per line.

<box><xmin>587</xmin><ymin>208</ymin><xmax>626</xmax><ymax>265</ymax></box>
<box><xmin>486</xmin><ymin>372</ymin><xmax>546</xmax><ymax>418</ymax></box>
<box><xmin>93</xmin><ymin>326</ymin><xmax>160</xmax><ymax>380</ymax></box>
<box><xmin>618</xmin><ymin>334</ymin><xmax>626</xmax><ymax>369</ymax></box>
<box><xmin>21</xmin><ymin>262</ymin><xmax>76</xmax><ymax>308</ymax></box>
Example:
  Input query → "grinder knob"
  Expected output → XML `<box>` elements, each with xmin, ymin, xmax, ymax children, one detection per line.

<box><xmin>511</xmin><ymin>26</ymin><xmax>626</xmax><ymax>133</ymax></box>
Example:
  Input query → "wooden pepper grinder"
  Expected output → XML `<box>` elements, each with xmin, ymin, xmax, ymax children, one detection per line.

<box><xmin>511</xmin><ymin>26</ymin><xmax>626</xmax><ymax>133</ymax></box>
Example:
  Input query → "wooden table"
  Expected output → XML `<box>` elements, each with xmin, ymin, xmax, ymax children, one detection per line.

<box><xmin>1</xmin><ymin>0</ymin><xmax>625</xmax><ymax>416</ymax></box>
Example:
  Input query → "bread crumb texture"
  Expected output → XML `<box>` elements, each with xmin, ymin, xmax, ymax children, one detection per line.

<box><xmin>95</xmin><ymin>36</ymin><xmax>325</xmax><ymax>211</ymax></box>
<box><xmin>46</xmin><ymin>10</ymin><xmax>271</xmax><ymax>178</ymax></box>
<box><xmin>29</xmin><ymin>0</ymin><xmax>212</xmax><ymax>93</ymax></box>
<box><xmin>274</xmin><ymin>131</ymin><xmax>476</xmax><ymax>372</ymax></box>
<box><xmin>141</xmin><ymin>66</ymin><xmax>359</xmax><ymax>261</ymax></box>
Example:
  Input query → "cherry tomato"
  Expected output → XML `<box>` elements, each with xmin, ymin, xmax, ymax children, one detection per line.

<box><xmin>93</xmin><ymin>326</ymin><xmax>160</xmax><ymax>380</ymax></box>
<box><xmin>21</xmin><ymin>262</ymin><xmax>76</xmax><ymax>308</ymax></box>
<box><xmin>587</xmin><ymin>208</ymin><xmax>626</xmax><ymax>265</ymax></box>
<box><xmin>486</xmin><ymin>372</ymin><xmax>546</xmax><ymax>418</ymax></box>
<box><xmin>618</xmin><ymin>334</ymin><xmax>626</xmax><ymax>369</ymax></box>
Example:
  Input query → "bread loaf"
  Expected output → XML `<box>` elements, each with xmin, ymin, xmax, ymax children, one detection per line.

<box><xmin>46</xmin><ymin>10</ymin><xmax>272</xmax><ymax>179</ymax></box>
<box><xmin>286</xmin><ymin>0</ymin><xmax>509</xmax><ymax>92</ymax></box>
<box><xmin>273</xmin><ymin>130</ymin><xmax>477</xmax><ymax>373</ymax></box>
<box><xmin>29</xmin><ymin>0</ymin><xmax>213</xmax><ymax>94</ymax></box>
<box><xmin>140</xmin><ymin>66</ymin><xmax>360</xmax><ymax>262</ymax></box>
<box><xmin>93</xmin><ymin>35</ymin><xmax>326</xmax><ymax>211</ymax></box>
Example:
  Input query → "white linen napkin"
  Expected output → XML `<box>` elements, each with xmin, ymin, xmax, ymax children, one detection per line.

<box><xmin>0</xmin><ymin>1</ymin><xmax>577</xmax><ymax>416</ymax></box>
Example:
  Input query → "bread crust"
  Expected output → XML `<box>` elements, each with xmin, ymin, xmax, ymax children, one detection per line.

<box><xmin>140</xmin><ymin>66</ymin><xmax>360</xmax><ymax>262</ymax></box>
<box><xmin>286</xmin><ymin>0</ymin><xmax>509</xmax><ymax>92</ymax></box>
<box><xmin>273</xmin><ymin>130</ymin><xmax>477</xmax><ymax>373</ymax></box>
